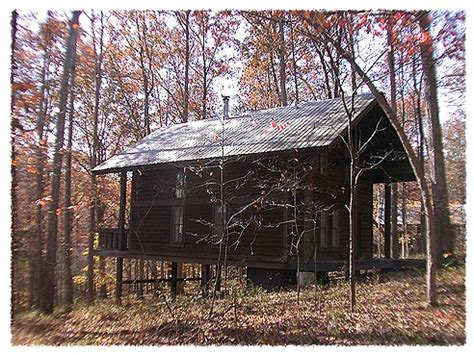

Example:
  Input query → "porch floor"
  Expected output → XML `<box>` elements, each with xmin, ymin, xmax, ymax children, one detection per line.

<box><xmin>92</xmin><ymin>248</ymin><xmax>425</xmax><ymax>272</ymax></box>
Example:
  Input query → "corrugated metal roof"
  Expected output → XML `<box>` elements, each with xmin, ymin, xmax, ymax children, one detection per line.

<box><xmin>93</xmin><ymin>94</ymin><xmax>376</xmax><ymax>173</ymax></box>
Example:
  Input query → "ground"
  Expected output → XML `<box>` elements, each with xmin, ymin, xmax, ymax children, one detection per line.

<box><xmin>11</xmin><ymin>267</ymin><xmax>465</xmax><ymax>346</ymax></box>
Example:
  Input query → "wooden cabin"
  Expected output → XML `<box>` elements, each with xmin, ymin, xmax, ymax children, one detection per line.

<box><xmin>92</xmin><ymin>94</ymin><xmax>420</xmax><ymax>295</ymax></box>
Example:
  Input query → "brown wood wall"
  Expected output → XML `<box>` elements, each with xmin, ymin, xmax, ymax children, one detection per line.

<box><xmin>127</xmin><ymin>150</ymin><xmax>375</xmax><ymax>266</ymax></box>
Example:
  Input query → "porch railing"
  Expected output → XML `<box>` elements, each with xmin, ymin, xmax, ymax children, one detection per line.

<box><xmin>97</xmin><ymin>228</ymin><xmax>128</xmax><ymax>250</ymax></box>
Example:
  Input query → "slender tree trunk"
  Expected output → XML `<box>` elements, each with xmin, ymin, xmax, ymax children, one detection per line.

<box><xmin>40</xmin><ymin>10</ymin><xmax>81</xmax><ymax>314</ymax></box>
<box><xmin>269</xmin><ymin>54</ymin><xmax>281</xmax><ymax>103</ymax></box>
<box><xmin>171</xmin><ymin>10</ymin><xmax>191</xmax><ymax>285</ymax></box>
<box><xmin>31</xmin><ymin>19</ymin><xmax>53</xmax><ymax>309</ymax></box>
<box><xmin>419</xmin><ymin>11</ymin><xmax>453</xmax><ymax>261</ymax></box>
<box><xmin>62</xmin><ymin>54</ymin><xmax>76</xmax><ymax>312</ymax></box>
<box><xmin>278</xmin><ymin>17</ymin><xmax>287</xmax><ymax>106</ymax></box>
<box><xmin>200</xmin><ymin>26</ymin><xmax>208</xmax><ymax>120</ymax></box>
<box><xmin>288</xmin><ymin>14</ymin><xmax>299</xmax><ymax>104</ymax></box>
<box><xmin>387</xmin><ymin>17</ymin><xmax>399</xmax><ymax>259</ymax></box>
<box><xmin>399</xmin><ymin>53</ymin><xmax>408</xmax><ymax>258</ymax></box>
<box><xmin>183</xmin><ymin>10</ymin><xmax>190</xmax><ymax>123</ymax></box>
<box><xmin>138</xmin><ymin>43</ymin><xmax>150</xmax><ymax>136</ymax></box>
<box><xmin>348</xmin><ymin>15</ymin><xmax>357</xmax><ymax>94</ymax></box>
<box><xmin>412</xmin><ymin>54</ymin><xmax>426</xmax><ymax>255</ymax></box>
<box><xmin>314</xmin><ymin>44</ymin><xmax>333</xmax><ymax>99</ymax></box>
<box><xmin>143</xmin><ymin>75</ymin><xmax>150</xmax><ymax>135</ymax></box>
<box><xmin>10</xmin><ymin>9</ymin><xmax>19</xmax><ymax>319</ymax></box>
<box><xmin>332</xmin><ymin>33</ymin><xmax>343</xmax><ymax>98</ymax></box>
<box><xmin>87</xmin><ymin>12</ymin><xmax>106</xmax><ymax>302</ymax></box>
<box><xmin>349</xmin><ymin>168</ymin><xmax>357</xmax><ymax>311</ymax></box>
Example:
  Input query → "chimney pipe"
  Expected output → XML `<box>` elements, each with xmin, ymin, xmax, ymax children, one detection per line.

<box><xmin>222</xmin><ymin>95</ymin><xmax>230</xmax><ymax>119</ymax></box>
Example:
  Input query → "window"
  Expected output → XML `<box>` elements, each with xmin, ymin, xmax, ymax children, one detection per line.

<box><xmin>175</xmin><ymin>170</ymin><xmax>186</xmax><ymax>198</ymax></box>
<box><xmin>172</xmin><ymin>206</ymin><xmax>184</xmax><ymax>244</ymax></box>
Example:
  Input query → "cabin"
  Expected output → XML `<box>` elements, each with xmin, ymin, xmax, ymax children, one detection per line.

<box><xmin>92</xmin><ymin>93</ymin><xmax>422</xmax><ymax>298</ymax></box>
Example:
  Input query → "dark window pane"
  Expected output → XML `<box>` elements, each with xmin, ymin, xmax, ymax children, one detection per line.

<box><xmin>172</xmin><ymin>206</ymin><xmax>184</xmax><ymax>244</ymax></box>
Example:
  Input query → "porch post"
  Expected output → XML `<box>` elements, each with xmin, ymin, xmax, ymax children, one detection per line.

<box><xmin>384</xmin><ymin>183</ymin><xmax>392</xmax><ymax>258</ymax></box>
<box><xmin>201</xmin><ymin>264</ymin><xmax>210</xmax><ymax>298</ymax></box>
<box><xmin>171</xmin><ymin>262</ymin><xmax>178</xmax><ymax>300</ymax></box>
<box><xmin>86</xmin><ymin>174</ymin><xmax>97</xmax><ymax>303</ymax></box>
<box><xmin>215</xmin><ymin>265</ymin><xmax>222</xmax><ymax>292</ymax></box>
<box><xmin>115</xmin><ymin>171</ymin><xmax>127</xmax><ymax>304</ymax></box>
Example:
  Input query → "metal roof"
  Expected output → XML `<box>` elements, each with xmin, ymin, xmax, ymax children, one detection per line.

<box><xmin>93</xmin><ymin>94</ymin><xmax>376</xmax><ymax>173</ymax></box>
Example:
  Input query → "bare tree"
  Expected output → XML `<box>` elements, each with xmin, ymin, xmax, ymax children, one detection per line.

<box><xmin>40</xmin><ymin>10</ymin><xmax>81</xmax><ymax>314</ymax></box>
<box><xmin>387</xmin><ymin>16</ymin><xmax>399</xmax><ymax>259</ymax></box>
<box><xmin>418</xmin><ymin>11</ymin><xmax>453</xmax><ymax>263</ymax></box>
<box><xmin>299</xmin><ymin>11</ymin><xmax>439</xmax><ymax>305</ymax></box>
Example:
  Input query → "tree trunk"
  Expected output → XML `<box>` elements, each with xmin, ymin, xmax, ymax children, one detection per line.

<box><xmin>314</xmin><ymin>44</ymin><xmax>332</xmax><ymax>99</ymax></box>
<box><xmin>183</xmin><ymin>10</ymin><xmax>190</xmax><ymax>123</ymax></box>
<box><xmin>387</xmin><ymin>17</ymin><xmax>399</xmax><ymax>259</ymax></box>
<box><xmin>31</xmin><ymin>17</ymin><xmax>53</xmax><ymax>309</ymax></box>
<box><xmin>348</xmin><ymin>15</ymin><xmax>357</xmax><ymax>94</ymax></box>
<box><xmin>40</xmin><ymin>10</ymin><xmax>81</xmax><ymax>314</ymax></box>
<box><xmin>349</xmin><ymin>164</ymin><xmax>357</xmax><ymax>311</ymax></box>
<box><xmin>412</xmin><ymin>54</ymin><xmax>427</xmax><ymax>255</ymax></box>
<box><xmin>418</xmin><ymin>11</ymin><xmax>453</xmax><ymax>261</ymax></box>
<box><xmin>288</xmin><ymin>13</ymin><xmax>299</xmax><ymax>104</ymax></box>
<box><xmin>62</xmin><ymin>52</ymin><xmax>77</xmax><ymax>312</ymax></box>
<box><xmin>87</xmin><ymin>12</ymin><xmax>105</xmax><ymax>303</ymax></box>
<box><xmin>138</xmin><ymin>43</ymin><xmax>151</xmax><ymax>136</ymax></box>
<box><xmin>278</xmin><ymin>16</ymin><xmax>287</xmax><ymax>106</ymax></box>
<box><xmin>200</xmin><ymin>26</ymin><xmax>208</xmax><ymax>120</ymax></box>
<box><xmin>10</xmin><ymin>9</ymin><xmax>19</xmax><ymax>318</ymax></box>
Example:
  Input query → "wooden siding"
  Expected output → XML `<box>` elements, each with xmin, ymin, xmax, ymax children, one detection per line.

<box><xmin>127</xmin><ymin>150</ymin><xmax>374</xmax><ymax>267</ymax></box>
<box><xmin>356</xmin><ymin>176</ymin><xmax>374</xmax><ymax>259</ymax></box>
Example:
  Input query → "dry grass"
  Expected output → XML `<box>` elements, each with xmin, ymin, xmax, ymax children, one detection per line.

<box><xmin>11</xmin><ymin>267</ymin><xmax>465</xmax><ymax>346</ymax></box>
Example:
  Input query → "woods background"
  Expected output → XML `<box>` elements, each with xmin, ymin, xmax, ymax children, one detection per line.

<box><xmin>5</xmin><ymin>4</ymin><xmax>466</xmax><ymax>318</ymax></box>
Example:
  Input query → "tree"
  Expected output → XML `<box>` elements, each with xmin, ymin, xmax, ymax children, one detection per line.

<box><xmin>191</xmin><ymin>11</ymin><xmax>238</xmax><ymax>120</ymax></box>
<box><xmin>298</xmin><ymin>11</ymin><xmax>439</xmax><ymax>305</ymax></box>
<box><xmin>177</xmin><ymin>10</ymin><xmax>191</xmax><ymax>122</ymax></box>
<box><xmin>86</xmin><ymin>10</ymin><xmax>105</xmax><ymax>304</ymax></box>
<box><xmin>386</xmin><ymin>16</ymin><xmax>399</xmax><ymax>259</ymax></box>
<box><xmin>418</xmin><ymin>11</ymin><xmax>453</xmax><ymax>260</ymax></box>
<box><xmin>62</xmin><ymin>49</ymin><xmax>77</xmax><ymax>312</ymax></box>
<box><xmin>443</xmin><ymin>115</ymin><xmax>465</xmax><ymax>205</ymax></box>
<box><xmin>40</xmin><ymin>10</ymin><xmax>81</xmax><ymax>314</ymax></box>
<box><xmin>10</xmin><ymin>9</ymin><xmax>19</xmax><ymax>318</ymax></box>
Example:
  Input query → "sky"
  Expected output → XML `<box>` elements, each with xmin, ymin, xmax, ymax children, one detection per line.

<box><xmin>0</xmin><ymin>0</ymin><xmax>471</xmax><ymax>354</ymax></box>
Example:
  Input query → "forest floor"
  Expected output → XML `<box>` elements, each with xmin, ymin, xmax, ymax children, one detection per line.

<box><xmin>11</xmin><ymin>266</ymin><xmax>465</xmax><ymax>346</ymax></box>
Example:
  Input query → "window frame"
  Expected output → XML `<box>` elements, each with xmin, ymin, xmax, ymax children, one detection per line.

<box><xmin>170</xmin><ymin>204</ymin><xmax>185</xmax><ymax>246</ymax></box>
